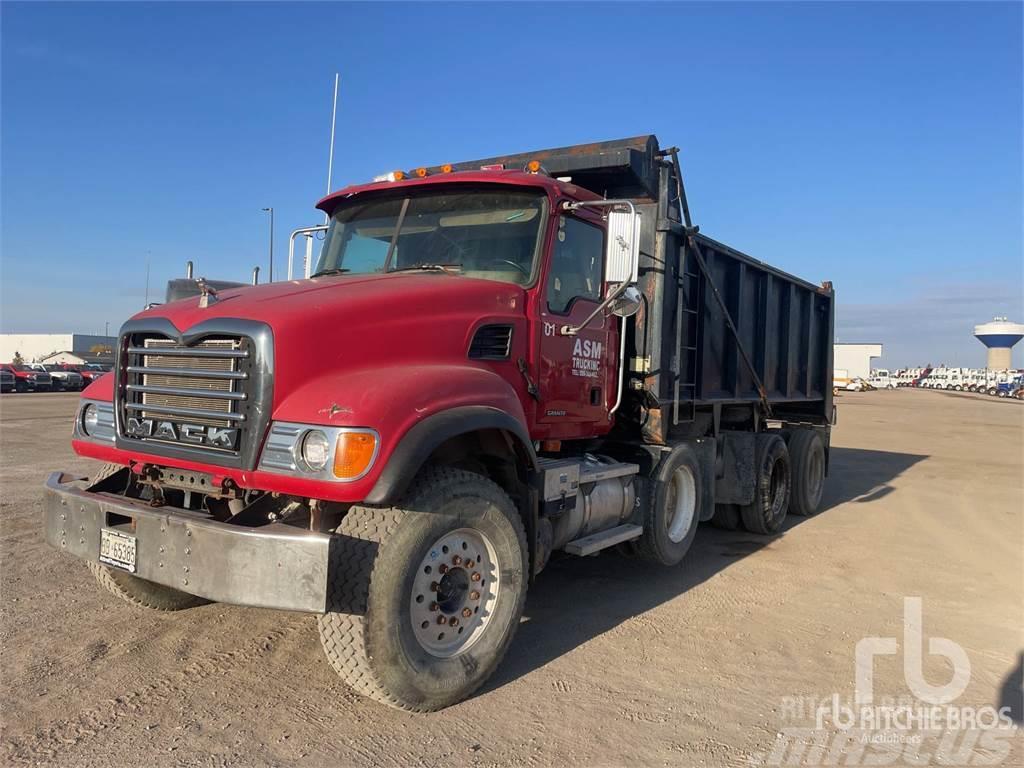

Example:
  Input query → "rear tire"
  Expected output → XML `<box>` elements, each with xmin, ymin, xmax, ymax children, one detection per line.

<box><xmin>318</xmin><ymin>466</ymin><xmax>528</xmax><ymax>712</ymax></box>
<box><xmin>711</xmin><ymin>503</ymin><xmax>741</xmax><ymax>530</ymax></box>
<box><xmin>787</xmin><ymin>430</ymin><xmax>826</xmax><ymax>517</ymax></box>
<box><xmin>740</xmin><ymin>435</ymin><xmax>791</xmax><ymax>535</ymax></box>
<box><xmin>636</xmin><ymin>444</ymin><xmax>702</xmax><ymax>565</ymax></box>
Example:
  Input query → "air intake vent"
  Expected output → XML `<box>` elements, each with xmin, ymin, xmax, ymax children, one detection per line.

<box><xmin>469</xmin><ymin>325</ymin><xmax>513</xmax><ymax>360</ymax></box>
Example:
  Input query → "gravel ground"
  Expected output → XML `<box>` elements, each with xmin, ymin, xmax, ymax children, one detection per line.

<box><xmin>1</xmin><ymin>389</ymin><xmax>1021</xmax><ymax>767</ymax></box>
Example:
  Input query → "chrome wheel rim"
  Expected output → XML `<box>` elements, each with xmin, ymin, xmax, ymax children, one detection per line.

<box><xmin>665</xmin><ymin>466</ymin><xmax>696</xmax><ymax>543</ymax></box>
<box><xmin>410</xmin><ymin>528</ymin><xmax>500</xmax><ymax>658</ymax></box>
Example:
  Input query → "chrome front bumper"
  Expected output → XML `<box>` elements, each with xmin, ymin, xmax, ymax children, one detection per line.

<box><xmin>43</xmin><ymin>471</ymin><xmax>333</xmax><ymax>613</ymax></box>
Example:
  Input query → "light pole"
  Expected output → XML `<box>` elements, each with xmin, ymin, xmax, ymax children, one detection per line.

<box><xmin>262</xmin><ymin>207</ymin><xmax>275</xmax><ymax>282</ymax></box>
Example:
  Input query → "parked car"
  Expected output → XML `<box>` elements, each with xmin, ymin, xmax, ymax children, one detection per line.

<box><xmin>0</xmin><ymin>368</ymin><xmax>14</xmax><ymax>393</ymax></box>
<box><xmin>57</xmin><ymin>363</ymin><xmax>108</xmax><ymax>386</ymax></box>
<box><xmin>868</xmin><ymin>373</ymin><xmax>896</xmax><ymax>389</ymax></box>
<box><xmin>30</xmin><ymin>364</ymin><xmax>84</xmax><ymax>391</ymax></box>
<box><xmin>1</xmin><ymin>363</ymin><xmax>52</xmax><ymax>392</ymax></box>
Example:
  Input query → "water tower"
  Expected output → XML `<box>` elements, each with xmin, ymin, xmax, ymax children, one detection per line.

<box><xmin>974</xmin><ymin>317</ymin><xmax>1024</xmax><ymax>369</ymax></box>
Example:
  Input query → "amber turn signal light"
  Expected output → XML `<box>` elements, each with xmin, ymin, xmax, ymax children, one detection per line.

<box><xmin>526</xmin><ymin>160</ymin><xmax>541</xmax><ymax>173</ymax></box>
<box><xmin>333</xmin><ymin>431</ymin><xmax>378</xmax><ymax>479</ymax></box>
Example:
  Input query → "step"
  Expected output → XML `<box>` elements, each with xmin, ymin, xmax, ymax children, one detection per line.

<box><xmin>564</xmin><ymin>524</ymin><xmax>643</xmax><ymax>556</ymax></box>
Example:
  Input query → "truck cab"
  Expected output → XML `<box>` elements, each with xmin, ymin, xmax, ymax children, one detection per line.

<box><xmin>43</xmin><ymin>135</ymin><xmax>834</xmax><ymax>711</ymax></box>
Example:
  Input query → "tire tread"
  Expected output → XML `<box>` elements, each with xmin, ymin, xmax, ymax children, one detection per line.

<box><xmin>318</xmin><ymin>466</ymin><xmax>526</xmax><ymax>712</ymax></box>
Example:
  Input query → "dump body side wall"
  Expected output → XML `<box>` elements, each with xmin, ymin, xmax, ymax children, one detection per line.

<box><xmin>626</xmin><ymin>160</ymin><xmax>833</xmax><ymax>440</ymax></box>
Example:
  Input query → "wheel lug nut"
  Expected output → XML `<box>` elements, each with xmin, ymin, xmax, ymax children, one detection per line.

<box><xmin>437</xmin><ymin>615</ymin><xmax>447</xmax><ymax>625</ymax></box>
<box><xmin>430</xmin><ymin>602</ymin><xmax>439</xmax><ymax>611</ymax></box>
<box><xmin>451</xmin><ymin>555</ymin><xmax>462</xmax><ymax>566</ymax></box>
<box><xmin>438</xmin><ymin>563</ymin><xmax>448</xmax><ymax>574</ymax></box>
<box><xmin>461</xmin><ymin>608</ymin><xmax>472</xmax><ymax>618</ymax></box>
<box><xmin>471</xmin><ymin>572</ymin><xmax>481</xmax><ymax>582</ymax></box>
<box><xmin>465</xmin><ymin>559</ymin><xmax>474</xmax><ymax>568</ymax></box>
<box><xmin>449</xmin><ymin>617</ymin><xmax>459</xmax><ymax>627</ymax></box>
<box><xmin>430</xmin><ymin>581</ymin><xmax>440</xmax><ymax>591</ymax></box>
<box><xmin>470</xmin><ymin>590</ymin><xmax>480</xmax><ymax>600</ymax></box>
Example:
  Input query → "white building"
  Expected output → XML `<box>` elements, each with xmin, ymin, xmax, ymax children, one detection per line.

<box><xmin>0</xmin><ymin>334</ymin><xmax>116</xmax><ymax>364</ymax></box>
<box><xmin>834</xmin><ymin>343</ymin><xmax>883</xmax><ymax>380</ymax></box>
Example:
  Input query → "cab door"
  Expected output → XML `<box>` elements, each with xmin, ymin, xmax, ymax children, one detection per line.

<box><xmin>536</xmin><ymin>214</ymin><xmax>615</xmax><ymax>436</ymax></box>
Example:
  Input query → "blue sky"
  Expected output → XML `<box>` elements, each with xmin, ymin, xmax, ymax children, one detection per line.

<box><xmin>2</xmin><ymin>1</ymin><xmax>1021</xmax><ymax>367</ymax></box>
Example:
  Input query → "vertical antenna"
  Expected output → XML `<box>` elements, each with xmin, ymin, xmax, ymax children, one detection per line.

<box><xmin>325</xmin><ymin>73</ymin><xmax>339</xmax><ymax>223</ymax></box>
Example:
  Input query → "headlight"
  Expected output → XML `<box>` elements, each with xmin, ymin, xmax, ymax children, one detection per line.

<box><xmin>259</xmin><ymin>423</ymin><xmax>380</xmax><ymax>481</ymax></box>
<box><xmin>82</xmin><ymin>403</ymin><xmax>99</xmax><ymax>436</ymax></box>
<box><xmin>300</xmin><ymin>429</ymin><xmax>331</xmax><ymax>471</ymax></box>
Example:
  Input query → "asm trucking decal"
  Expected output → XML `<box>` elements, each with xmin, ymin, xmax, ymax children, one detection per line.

<box><xmin>571</xmin><ymin>338</ymin><xmax>602</xmax><ymax>379</ymax></box>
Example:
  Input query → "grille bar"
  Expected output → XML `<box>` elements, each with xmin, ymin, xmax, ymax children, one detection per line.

<box><xmin>124</xmin><ymin>401</ymin><xmax>247</xmax><ymax>422</ymax></box>
<box><xmin>125</xmin><ymin>365</ymin><xmax>247</xmax><ymax>380</ymax></box>
<box><xmin>126</xmin><ymin>346</ymin><xmax>249</xmax><ymax>359</ymax></box>
<box><xmin>126</xmin><ymin>384</ymin><xmax>247</xmax><ymax>401</ymax></box>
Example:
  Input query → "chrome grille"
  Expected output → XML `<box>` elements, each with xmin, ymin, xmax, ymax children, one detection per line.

<box><xmin>135</xmin><ymin>339</ymin><xmax>243</xmax><ymax>427</ymax></box>
<box><xmin>120</xmin><ymin>335</ymin><xmax>250</xmax><ymax>454</ymax></box>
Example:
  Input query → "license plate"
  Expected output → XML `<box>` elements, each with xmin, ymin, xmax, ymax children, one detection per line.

<box><xmin>99</xmin><ymin>529</ymin><xmax>137</xmax><ymax>573</ymax></box>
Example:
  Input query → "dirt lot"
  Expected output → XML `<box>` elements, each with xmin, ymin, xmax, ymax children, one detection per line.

<box><xmin>1</xmin><ymin>390</ymin><xmax>1021</xmax><ymax>767</ymax></box>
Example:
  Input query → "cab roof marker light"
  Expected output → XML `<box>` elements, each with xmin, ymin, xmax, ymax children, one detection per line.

<box><xmin>415</xmin><ymin>167</ymin><xmax>429</xmax><ymax>178</ymax></box>
<box><xmin>441</xmin><ymin>164</ymin><xmax>454</xmax><ymax>173</ymax></box>
<box><xmin>371</xmin><ymin>171</ymin><xmax>406</xmax><ymax>183</ymax></box>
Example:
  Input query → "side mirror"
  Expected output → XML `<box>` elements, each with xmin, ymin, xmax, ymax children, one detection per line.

<box><xmin>608</xmin><ymin>285</ymin><xmax>642</xmax><ymax>318</ymax></box>
<box><xmin>605</xmin><ymin>210</ymin><xmax>641</xmax><ymax>284</ymax></box>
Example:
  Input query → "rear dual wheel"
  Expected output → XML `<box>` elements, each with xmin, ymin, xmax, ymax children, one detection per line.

<box><xmin>788</xmin><ymin>430</ymin><xmax>826</xmax><ymax>517</ymax></box>
<box><xmin>318</xmin><ymin>466</ymin><xmax>527</xmax><ymax>712</ymax></box>
<box><xmin>740</xmin><ymin>435</ymin><xmax>792</xmax><ymax>535</ymax></box>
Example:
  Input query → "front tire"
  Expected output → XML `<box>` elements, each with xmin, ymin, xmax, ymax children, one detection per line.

<box><xmin>85</xmin><ymin>462</ymin><xmax>208</xmax><ymax>611</ymax></box>
<box><xmin>89</xmin><ymin>562</ymin><xmax>209</xmax><ymax>611</ymax></box>
<box><xmin>740</xmin><ymin>434</ymin><xmax>791</xmax><ymax>535</ymax></box>
<box><xmin>318</xmin><ymin>466</ymin><xmax>528</xmax><ymax>712</ymax></box>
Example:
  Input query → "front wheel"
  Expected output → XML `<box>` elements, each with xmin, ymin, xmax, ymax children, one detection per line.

<box><xmin>89</xmin><ymin>562</ymin><xmax>208</xmax><ymax>611</ymax></box>
<box><xmin>318</xmin><ymin>466</ymin><xmax>527</xmax><ymax>712</ymax></box>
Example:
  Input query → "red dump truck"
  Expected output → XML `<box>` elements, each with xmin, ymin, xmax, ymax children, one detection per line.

<box><xmin>44</xmin><ymin>135</ymin><xmax>834</xmax><ymax>711</ymax></box>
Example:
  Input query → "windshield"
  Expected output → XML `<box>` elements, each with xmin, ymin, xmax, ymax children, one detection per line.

<box><xmin>314</xmin><ymin>188</ymin><xmax>547</xmax><ymax>285</ymax></box>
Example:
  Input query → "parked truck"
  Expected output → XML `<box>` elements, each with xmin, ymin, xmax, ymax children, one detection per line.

<box><xmin>43</xmin><ymin>135</ymin><xmax>834</xmax><ymax>711</ymax></box>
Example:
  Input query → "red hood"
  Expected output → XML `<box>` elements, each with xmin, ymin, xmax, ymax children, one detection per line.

<box><xmin>129</xmin><ymin>272</ymin><xmax>527</xmax><ymax>413</ymax></box>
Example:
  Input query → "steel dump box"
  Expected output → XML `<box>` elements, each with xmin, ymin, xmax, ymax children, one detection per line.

<box><xmin>460</xmin><ymin>135</ymin><xmax>834</xmax><ymax>441</ymax></box>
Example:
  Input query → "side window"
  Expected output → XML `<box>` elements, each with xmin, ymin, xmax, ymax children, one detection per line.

<box><xmin>546</xmin><ymin>216</ymin><xmax>604</xmax><ymax>314</ymax></box>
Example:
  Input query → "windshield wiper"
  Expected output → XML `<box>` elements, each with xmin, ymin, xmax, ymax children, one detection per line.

<box><xmin>311</xmin><ymin>267</ymin><xmax>351</xmax><ymax>277</ymax></box>
<box><xmin>389</xmin><ymin>264</ymin><xmax>461</xmax><ymax>274</ymax></box>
